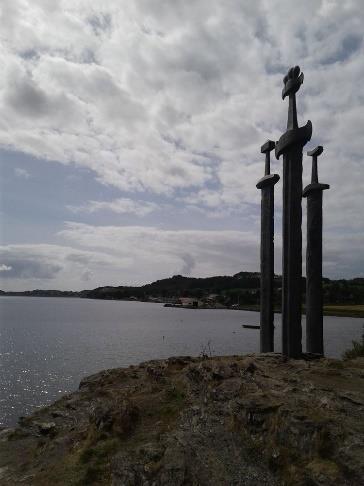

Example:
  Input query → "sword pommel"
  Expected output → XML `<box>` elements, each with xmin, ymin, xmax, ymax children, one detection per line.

<box><xmin>306</xmin><ymin>146</ymin><xmax>325</xmax><ymax>185</ymax></box>
<box><xmin>261</xmin><ymin>140</ymin><xmax>276</xmax><ymax>154</ymax></box>
<box><xmin>307</xmin><ymin>146</ymin><xmax>323</xmax><ymax>157</ymax></box>
<box><xmin>282</xmin><ymin>65</ymin><xmax>304</xmax><ymax>100</ymax></box>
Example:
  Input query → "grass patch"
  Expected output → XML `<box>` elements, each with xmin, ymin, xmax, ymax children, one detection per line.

<box><xmin>305</xmin><ymin>459</ymin><xmax>340</xmax><ymax>484</ymax></box>
<box><xmin>79</xmin><ymin>437</ymin><xmax>120</xmax><ymax>464</ymax></box>
<box><xmin>323</xmin><ymin>305</ymin><xmax>364</xmax><ymax>318</ymax></box>
<box><xmin>238</xmin><ymin>305</ymin><xmax>364</xmax><ymax>317</ymax></box>
<box><xmin>343</xmin><ymin>330</ymin><xmax>364</xmax><ymax>360</ymax></box>
<box><xmin>7</xmin><ymin>428</ymin><xmax>30</xmax><ymax>441</ymax></box>
<box><xmin>83</xmin><ymin>463</ymin><xmax>105</xmax><ymax>484</ymax></box>
<box><xmin>159</xmin><ymin>383</ymin><xmax>187</xmax><ymax>418</ymax></box>
<box><xmin>164</xmin><ymin>384</ymin><xmax>186</xmax><ymax>403</ymax></box>
<box><xmin>75</xmin><ymin>437</ymin><xmax>121</xmax><ymax>485</ymax></box>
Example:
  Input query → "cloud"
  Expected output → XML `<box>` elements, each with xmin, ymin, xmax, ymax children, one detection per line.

<box><xmin>60</xmin><ymin>219</ymin><xmax>364</xmax><ymax>283</ymax></box>
<box><xmin>0</xmin><ymin>224</ymin><xmax>260</xmax><ymax>290</ymax></box>
<box><xmin>57</xmin><ymin>219</ymin><xmax>364</xmax><ymax>284</ymax></box>
<box><xmin>1</xmin><ymin>212</ymin><xmax>363</xmax><ymax>292</ymax></box>
<box><xmin>0</xmin><ymin>244</ymin><xmax>130</xmax><ymax>291</ymax></box>
<box><xmin>0</xmin><ymin>0</ymin><xmax>363</xmax><ymax>286</ymax></box>
<box><xmin>0</xmin><ymin>1</ymin><xmax>361</xmax><ymax>201</ymax></box>
<box><xmin>58</xmin><ymin>221</ymin><xmax>260</xmax><ymax>284</ymax></box>
<box><xmin>0</xmin><ymin>245</ymin><xmax>65</xmax><ymax>281</ymax></box>
<box><xmin>14</xmin><ymin>167</ymin><xmax>30</xmax><ymax>178</ymax></box>
<box><xmin>68</xmin><ymin>197</ymin><xmax>159</xmax><ymax>217</ymax></box>
<box><xmin>60</xmin><ymin>218</ymin><xmax>361</xmax><ymax>281</ymax></box>
<box><xmin>0</xmin><ymin>255</ymin><xmax>61</xmax><ymax>280</ymax></box>
<box><xmin>0</xmin><ymin>264</ymin><xmax>12</xmax><ymax>272</ymax></box>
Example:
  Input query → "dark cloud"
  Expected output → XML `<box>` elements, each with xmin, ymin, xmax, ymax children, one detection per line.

<box><xmin>0</xmin><ymin>244</ymin><xmax>126</xmax><ymax>290</ymax></box>
<box><xmin>4</xmin><ymin>74</ymin><xmax>77</xmax><ymax>126</ymax></box>
<box><xmin>87</xmin><ymin>13</ymin><xmax>112</xmax><ymax>36</ymax></box>
<box><xmin>0</xmin><ymin>259</ymin><xmax>62</xmax><ymax>279</ymax></box>
<box><xmin>6</xmin><ymin>78</ymin><xmax>50</xmax><ymax>118</ymax></box>
<box><xmin>322</xmin><ymin>34</ymin><xmax>362</xmax><ymax>65</ymax></box>
<box><xmin>79</xmin><ymin>48</ymin><xmax>97</xmax><ymax>64</ymax></box>
<box><xmin>66</xmin><ymin>253</ymin><xmax>92</xmax><ymax>264</ymax></box>
<box><xmin>18</xmin><ymin>49</ymin><xmax>40</xmax><ymax>61</ymax></box>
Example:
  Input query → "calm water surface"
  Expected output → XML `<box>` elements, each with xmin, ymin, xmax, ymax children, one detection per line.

<box><xmin>0</xmin><ymin>296</ymin><xmax>362</xmax><ymax>427</ymax></box>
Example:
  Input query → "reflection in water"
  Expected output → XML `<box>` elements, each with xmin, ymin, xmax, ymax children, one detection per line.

<box><xmin>0</xmin><ymin>296</ymin><xmax>362</xmax><ymax>427</ymax></box>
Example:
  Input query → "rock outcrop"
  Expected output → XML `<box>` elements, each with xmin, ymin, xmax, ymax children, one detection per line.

<box><xmin>0</xmin><ymin>354</ymin><xmax>363</xmax><ymax>485</ymax></box>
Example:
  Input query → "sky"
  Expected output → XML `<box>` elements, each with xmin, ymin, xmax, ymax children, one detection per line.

<box><xmin>0</xmin><ymin>0</ymin><xmax>363</xmax><ymax>291</ymax></box>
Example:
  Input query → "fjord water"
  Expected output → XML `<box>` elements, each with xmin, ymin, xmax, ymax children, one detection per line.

<box><xmin>0</xmin><ymin>296</ymin><xmax>362</xmax><ymax>427</ymax></box>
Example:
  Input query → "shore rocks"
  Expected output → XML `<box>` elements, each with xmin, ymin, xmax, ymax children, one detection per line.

<box><xmin>0</xmin><ymin>354</ymin><xmax>363</xmax><ymax>485</ymax></box>
<box><xmin>36</xmin><ymin>421</ymin><xmax>57</xmax><ymax>436</ymax></box>
<box><xmin>89</xmin><ymin>400</ymin><xmax>139</xmax><ymax>437</ymax></box>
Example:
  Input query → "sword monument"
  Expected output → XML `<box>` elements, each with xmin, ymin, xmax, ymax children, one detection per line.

<box><xmin>303</xmin><ymin>146</ymin><xmax>329</xmax><ymax>355</ymax></box>
<box><xmin>256</xmin><ymin>65</ymin><xmax>330</xmax><ymax>358</ymax></box>
<box><xmin>257</xmin><ymin>141</ymin><xmax>279</xmax><ymax>352</ymax></box>
<box><xmin>275</xmin><ymin>66</ymin><xmax>312</xmax><ymax>358</ymax></box>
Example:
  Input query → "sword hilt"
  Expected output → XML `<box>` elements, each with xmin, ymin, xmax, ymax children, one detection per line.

<box><xmin>282</xmin><ymin>66</ymin><xmax>304</xmax><ymax>130</ymax></box>
<box><xmin>307</xmin><ymin>145</ymin><xmax>323</xmax><ymax>184</ymax></box>
<box><xmin>261</xmin><ymin>140</ymin><xmax>276</xmax><ymax>175</ymax></box>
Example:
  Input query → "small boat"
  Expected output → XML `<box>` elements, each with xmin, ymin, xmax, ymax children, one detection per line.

<box><xmin>242</xmin><ymin>324</ymin><xmax>260</xmax><ymax>329</ymax></box>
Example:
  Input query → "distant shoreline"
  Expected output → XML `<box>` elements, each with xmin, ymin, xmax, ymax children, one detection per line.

<box><xmin>1</xmin><ymin>272</ymin><xmax>363</xmax><ymax>317</ymax></box>
<box><xmin>1</xmin><ymin>294</ymin><xmax>363</xmax><ymax>318</ymax></box>
<box><xmin>164</xmin><ymin>302</ymin><xmax>364</xmax><ymax>318</ymax></box>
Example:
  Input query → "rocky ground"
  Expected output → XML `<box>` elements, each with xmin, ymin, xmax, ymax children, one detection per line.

<box><xmin>0</xmin><ymin>354</ymin><xmax>363</xmax><ymax>485</ymax></box>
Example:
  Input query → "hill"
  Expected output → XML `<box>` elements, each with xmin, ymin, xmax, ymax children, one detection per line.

<box><xmin>2</xmin><ymin>272</ymin><xmax>364</xmax><ymax>314</ymax></box>
<box><xmin>83</xmin><ymin>272</ymin><xmax>364</xmax><ymax>309</ymax></box>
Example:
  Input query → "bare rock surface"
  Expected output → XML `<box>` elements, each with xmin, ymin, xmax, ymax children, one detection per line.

<box><xmin>0</xmin><ymin>354</ymin><xmax>363</xmax><ymax>485</ymax></box>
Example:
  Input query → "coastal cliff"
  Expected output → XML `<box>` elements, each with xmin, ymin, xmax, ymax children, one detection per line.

<box><xmin>0</xmin><ymin>354</ymin><xmax>363</xmax><ymax>485</ymax></box>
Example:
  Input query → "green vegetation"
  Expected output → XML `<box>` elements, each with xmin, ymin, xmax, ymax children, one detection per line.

<box><xmin>84</xmin><ymin>272</ymin><xmax>262</xmax><ymax>303</ymax></box>
<box><xmin>83</xmin><ymin>273</ymin><xmax>364</xmax><ymax>312</ymax></box>
<box><xmin>323</xmin><ymin>305</ymin><xmax>364</xmax><ymax>318</ymax></box>
<box><xmin>342</xmin><ymin>328</ymin><xmax>364</xmax><ymax>359</ymax></box>
<box><xmin>234</xmin><ymin>304</ymin><xmax>364</xmax><ymax>317</ymax></box>
<box><xmin>2</xmin><ymin>273</ymin><xmax>363</xmax><ymax>315</ymax></box>
<box><xmin>77</xmin><ymin>437</ymin><xmax>120</xmax><ymax>484</ymax></box>
<box><xmin>79</xmin><ymin>437</ymin><xmax>120</xmax><ymax>464</ymax></box>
